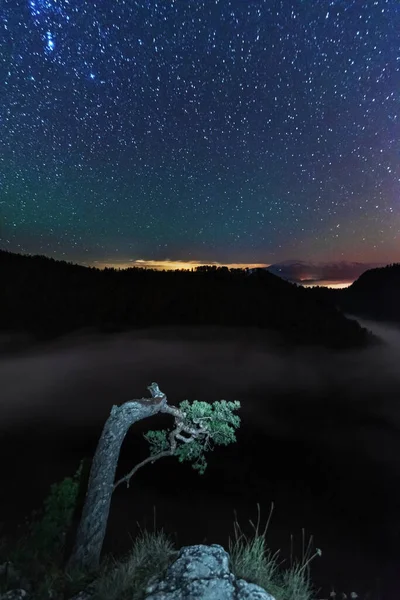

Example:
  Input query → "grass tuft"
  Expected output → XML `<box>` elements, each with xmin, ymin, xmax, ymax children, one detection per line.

<box><xmin>93</xmin><ymin>509</ymin><xmax>178</xmax><ymax>600</ymax></box>
<box><xmin>229</xmin><ymin>503</ymin><xmax>321</xmax><ymax>600</ymax></box>
<box><xmin>3</xmin><ymin>497</ymin><xmax>377</xmax><ymax>600</ymax></box>
<box><xmin>228</xmin><ymin>502</ymin><xmax>282</xmax><ymax>595</ymax></box>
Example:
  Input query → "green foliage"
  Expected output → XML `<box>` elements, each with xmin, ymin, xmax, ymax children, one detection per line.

<box><xmin>144</xmin><ymin>430</ymin><xmax>169</xmax><ymax>456</ymax></box>
<box><xmin>175</xmin><ymin>437</ymin><xmax>208</xmax><ymax>474</ymax></box>
<box><xmin>27</xmin><ymin>463</ymin><xmax>82</xmax><ymax>563</ymax></box>
<box><xmin>179</xmin><ymin>399</ymin><xmax>241</xmax><ymax>445</ymax></box>
<box><xmin>144</xmin><ymin>399</ymin><xmax>241</xmax><ymax>475</ymax></box>
<box><xmin>0</xmin><ymin>462</ymin><xmax>83</xmax><ymax>597</ymax></box>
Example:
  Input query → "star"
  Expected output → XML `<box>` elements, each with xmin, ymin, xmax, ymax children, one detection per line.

<box><xmin>0</xmin><ymin>1</ymin><xmax>398</xmax><ymax>267</ymax></box>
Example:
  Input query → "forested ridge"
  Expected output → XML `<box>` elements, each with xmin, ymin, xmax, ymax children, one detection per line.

<box><xmin>0</xmin><ymin>249</ymin><xmax>375</xmax><ymax>349</ymax></box>
<box><xmin>337</xmin><ymin>263</ymin><xmax>400</xmax><ymax>323</ymax></box>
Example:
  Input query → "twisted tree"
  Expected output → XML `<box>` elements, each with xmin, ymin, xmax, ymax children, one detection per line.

<box><xmin>67</xmin><ymin>382</ymin><xmax>240</xmax><ymax>572</ymax></box>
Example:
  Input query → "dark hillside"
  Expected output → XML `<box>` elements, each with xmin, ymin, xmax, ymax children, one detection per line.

<box><xmin>337</xmin><ymin>263</ymin><xmax>400</xmax><ymax>323</ymax></box>
<box><xmin>0</xmin><ymin>250</ymin><xmax>376</xmax><ymax>349</ymax></box>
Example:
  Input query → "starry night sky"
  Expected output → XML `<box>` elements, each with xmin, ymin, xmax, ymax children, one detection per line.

<box><xmin>1</xmin><ymin>0</ymin><xmax>399</xmax><ymax>269</ymax></box>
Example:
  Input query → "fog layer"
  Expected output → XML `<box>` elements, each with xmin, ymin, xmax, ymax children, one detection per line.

<box><xmin>0</xmin><ymin>322</ymin><xmax>399</xmax><ymax>596</ymax></box>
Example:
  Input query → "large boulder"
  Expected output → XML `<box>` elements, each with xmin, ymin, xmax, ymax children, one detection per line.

<box><xmin>144</xmin><ymin>544</ymin><xmax>275</xmax><ymax>600</ymax></box>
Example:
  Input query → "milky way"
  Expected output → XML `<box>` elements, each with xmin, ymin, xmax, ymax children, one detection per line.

<box><xmin>1</xmin><ymin>1</ymin><xmax>399</xmax><ymax>266</ymax></box>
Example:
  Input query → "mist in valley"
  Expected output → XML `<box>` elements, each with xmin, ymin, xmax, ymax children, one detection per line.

<box><xmin>0</xmin><ymin>320</ymin><xmax>399</xmax><ymax>597</ymax></box>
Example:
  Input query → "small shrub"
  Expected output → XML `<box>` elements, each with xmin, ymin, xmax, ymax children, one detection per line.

<box><xmin>28</xmin><ymin>462</ymin><xmax>83</xmax><ymax>565</ymax></box>
<box><xmin>0</xmin><ymin>462</ymin><xmax>83</xmax><ymax>597</ymax></box>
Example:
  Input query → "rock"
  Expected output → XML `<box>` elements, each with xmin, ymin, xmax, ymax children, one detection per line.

<box><xmin>0</xmin><ymin>546</ymin><xmax>276</xmax><ymax>600</ymax></box>
<box><xmin>144</xmin><ymin>544</ymin><xmax>275</xmax><ymax>600</ymax></box>
<box><xmin>0</xmin><ymin>590</ymin><xmax>29</xmax><ymax>600</ymax></box>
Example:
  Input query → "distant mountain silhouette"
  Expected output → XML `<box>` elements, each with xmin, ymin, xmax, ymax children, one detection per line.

<box><xmin>0</xmin><ymin>249</ymin><xmax>378</xmax><ymax>349</ymax></box>
<box><xmin>338</xmin><ymin>263</ymin><xmax>400</xmax><ymax>323</ymax></box>
<box><xmin>266</xmin><ymin>260</ymin><xmax>386</xmax><ymax>285</ymax></box>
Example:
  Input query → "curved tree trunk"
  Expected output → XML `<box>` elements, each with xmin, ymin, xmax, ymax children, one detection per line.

<box><xmin>67</xmin><ymin>384</ymin><xmax>167</xmax><ymax>572</ymax></box>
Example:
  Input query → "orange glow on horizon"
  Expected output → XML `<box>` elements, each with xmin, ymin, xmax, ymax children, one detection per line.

<box><xmin>84</xmin><ymin>259</ymin><xmax>356</xmax><ymax>287</ymax></box>
<box><xmin>89</xmin><ymin>259</ymin><xmax>270</xmax><ymax>271</ymax></box>
<box><xmin>300</xmin><ymin>280</ymin><xmax>352</xmax><ymax>289</ymax></box>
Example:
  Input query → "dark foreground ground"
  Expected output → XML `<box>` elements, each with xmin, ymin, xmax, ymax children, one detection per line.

<box><xmin>0</xmin><ymin>323</ymin><xmax>399</xmax><ymax>599</ymax></box>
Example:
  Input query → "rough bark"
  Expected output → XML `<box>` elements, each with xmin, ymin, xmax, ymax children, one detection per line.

<box><xmin>66</xmin><ymin>383</ymin><xmax>167</xmax><ymax>572</ymax></box>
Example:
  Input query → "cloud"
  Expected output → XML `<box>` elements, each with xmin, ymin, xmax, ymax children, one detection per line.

<box><xmin>267</xmin><ymin>260</ymin><xmax>388</xmax><ymax>286</ymax></box>
<box><xmin>1</xmin><ymin>320</ymin><xmax>400</xmax><ymax>440</ymax></box>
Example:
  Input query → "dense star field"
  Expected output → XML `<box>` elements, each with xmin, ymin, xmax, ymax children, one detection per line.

<box><xmin>1</xmin><ymin>0</ymin><xmax>399</xmax><ymax>266</ymax></box>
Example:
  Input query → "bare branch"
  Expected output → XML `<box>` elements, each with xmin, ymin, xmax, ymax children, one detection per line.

<box><xmin>113</xmin><ymin>415</ymin><xmax>207</xmax><ymax>490</ymax></box>
<box><xmin>175</xmin><ymin>433</ymin><xmax>196</xmax><ymax>443</ymax></box>
<box><xmin>113</xmin><ymin>449</ymin><xmax>173</xmax><ymax>490</ymax></box>
<box><xmin>179</xmin><ymin>423</ymin><xmax>209</xmax><ymax>437</ymax></box>
<box><xmin>114</xmin><ymin>413</ymin><xmax>186</xmax><ymax>490</ymax></box>
<box><xmin>161</xmin><ymin>403</ymin><xmax>185</xmax><ymax>419</ymax></box>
